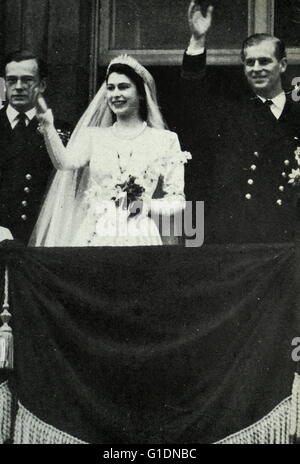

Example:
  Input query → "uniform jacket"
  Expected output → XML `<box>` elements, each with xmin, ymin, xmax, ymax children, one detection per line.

<box><xmin>181</xmin><ymin>52</ymin><xmax>300</xmax><ymax>244</ymax></box>
<box><xmin>0</xmin><ymin>107</ymin><xmax>71</xmax><ymax>244</ymax></box>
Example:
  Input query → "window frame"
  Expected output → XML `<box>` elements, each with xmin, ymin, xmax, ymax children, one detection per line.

<box><xmin>89</xmin><ymin>0</ymin><xmax>298</xmax><ymax>94</ymax></box>
<box><xmin>97</xmin><ymin>0</ymin><xmax>257</xmax><ymax>66</ymax></box>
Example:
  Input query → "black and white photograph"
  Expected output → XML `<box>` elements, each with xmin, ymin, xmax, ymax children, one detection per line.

<box><xmin>0</xmin><ymin>0</ymin><xmax>300</xmax><ymax>447</ymax></box>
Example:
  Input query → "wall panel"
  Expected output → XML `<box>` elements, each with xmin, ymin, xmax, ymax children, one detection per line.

<box><xmin>47</xmin><ymin>0</ymin><xmax>81</xmax><ymax>65</ymax></box>
<box><xmin>4</xmin><ymin>0</ymin><xmax>23</xmax><ymax>52</ymax></box>
<box><xmin>22</xmin><ymin>0</ymin><xmax>49</xmax><ymax>59</ymax></box>
<box><xmin>0</xmin><ymin>0</ymin><xmax>92</xmax><ymax>123</ymax></box>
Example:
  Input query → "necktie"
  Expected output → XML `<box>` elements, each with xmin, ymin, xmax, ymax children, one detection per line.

<box><xmin>262</xmin><ymin>99</ymin><xmax>275</xmax><ymax>120</ymax></box>
<box><xmin>264</xmin><ymin>99</ymin><xmax>273</xmax><ymax>111</ymax></box>
<box><xmin>264</xmin><ymin>99</ymin><xmax>273</xmax><ymax>107</ymax></box>
<box><xmin>14</xmin><ymin>112</ymin><xmax>27</xmax><ymax>133</ymax></box>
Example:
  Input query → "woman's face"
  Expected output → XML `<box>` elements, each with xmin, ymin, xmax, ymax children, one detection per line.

<box><xmin>106</xmin><ymin>72</ymin><xmax>141</xmax><ymax>119</ymax></box>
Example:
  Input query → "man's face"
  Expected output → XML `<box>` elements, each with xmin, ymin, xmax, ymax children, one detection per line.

<box><xmin>5</xmin><ymin>59</ymin><xmax>46</xmax><ymax>112</ymax></box>
<box><xmin>243</xmin><ymin>40</ymin><xmax>287</xmax><ymax>98</ymax></box>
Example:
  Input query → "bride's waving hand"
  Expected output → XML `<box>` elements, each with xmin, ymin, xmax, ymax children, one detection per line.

<box><xmin>31</xmin><ymin>55</ymin><xmax>190</xmax><ymax>247</ymax></box>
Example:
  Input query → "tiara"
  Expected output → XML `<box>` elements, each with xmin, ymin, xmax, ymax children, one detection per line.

<box><xmin>107</xmin><ymin>54</ymin><xmax>155</xmax><ymax>91</ymax></box>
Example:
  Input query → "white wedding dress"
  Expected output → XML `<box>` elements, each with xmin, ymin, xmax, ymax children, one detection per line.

<box><xmin>34</xmin><ymin>121</ymin><xmax>189</xmax><ymax>247</ymax></box>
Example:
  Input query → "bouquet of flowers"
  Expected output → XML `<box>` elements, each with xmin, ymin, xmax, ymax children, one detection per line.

<box><xmin>113</xmin><ymin>175</ymin><xmax>145</xmax><ymax>216</ymax></box>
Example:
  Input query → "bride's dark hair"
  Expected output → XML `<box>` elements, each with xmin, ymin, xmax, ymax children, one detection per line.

<box><xmin>30</xmin><ymin>56</ymin><xmax>167</xmax><ymax>246</ymax></box>
<box><xmin>106</xmin><ymin>63</ymin><xmax>148</xmax><ymax>121</ymax></box>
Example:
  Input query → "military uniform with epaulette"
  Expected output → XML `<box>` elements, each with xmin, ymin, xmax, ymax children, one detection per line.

<box><xmin>0</xmin><ymin>106</ymin><xmax>71</xmax><ymax>244</ymax></box>
<box><xmin>181</xmin><ymin>52</ymin><xmax>300</xmax><ymax>244</ymax></box>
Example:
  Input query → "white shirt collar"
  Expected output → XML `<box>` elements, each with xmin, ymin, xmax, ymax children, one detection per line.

<box><xmin>257</xmin><ymin>91</ymin><xmax>286</xmax><ymax>119</ymax></box>
<box><xmin>6</xmin><ymin>104</ymin><xmax>36</xmax><ymax>127</ymax></box>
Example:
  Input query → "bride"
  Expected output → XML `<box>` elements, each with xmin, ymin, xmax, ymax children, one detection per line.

<box><xmin>30</xmin><ymin>55</ymin><xmax>190</xmax><ymax>246</ymax></box>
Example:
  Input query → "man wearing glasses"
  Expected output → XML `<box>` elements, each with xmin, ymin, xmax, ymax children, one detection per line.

<box><xmin>0</xmin><ymin>50</ymin><xmax>70</xmax><ymax>244</ymax></box>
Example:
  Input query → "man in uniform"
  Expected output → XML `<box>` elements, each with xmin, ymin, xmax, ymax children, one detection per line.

<box><xmin>0</xmin><ymin>50</ymin><xmax>70</xmax><ymax>244</ymax></box>
<box><xmin>181</xmin><ymin>2</ymin><xmax>300</xmax><ymax>244</ymax></box>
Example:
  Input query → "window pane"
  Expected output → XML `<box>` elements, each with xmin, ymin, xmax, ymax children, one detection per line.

<box><xmin>274</xmin><ymin>0</ymin><xmax>300</xmax><ymax>47</ymax></box>
<box><xmin>109</xmin><ymin>0</ymin><xmax>249</xmax><ymax>50</ymax></box>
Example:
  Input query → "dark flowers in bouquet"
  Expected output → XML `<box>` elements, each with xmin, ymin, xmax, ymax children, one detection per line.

<box><xmin>114</xmin><ymin>175</ymin><xmax>145</xmax><ymax>216</ymax></box>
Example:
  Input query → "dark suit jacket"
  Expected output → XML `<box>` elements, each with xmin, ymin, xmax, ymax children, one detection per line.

<box><xmin>0</xmin><ymin>107</ymin><xmax>70</xmax><ymax>244</ymax></box>
<box><xmin>181</xmin><ymin>52</ymin><xmax>300</xmax><ymax>244</ymax></box>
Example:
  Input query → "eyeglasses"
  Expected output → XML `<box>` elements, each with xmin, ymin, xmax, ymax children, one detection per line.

<box><xmin>5</xmin><ymin>76</ymin><xmax>36</xmax><ymax>88</ymax></box>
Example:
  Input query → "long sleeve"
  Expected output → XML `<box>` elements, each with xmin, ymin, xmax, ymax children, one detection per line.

<box><xmin>181</xmin><ymin>50</ymin><xmax>207</xmax><ymax>81</ymax></box>
<box><xmin>40</xmin><ymin>110</ymin><xmax>91</xmax><ymax>170</ymax></box>
<box><xmin>150</xmin><ymin>132</ymin><xmax>188</xmax><ymax>216</ymax></box>
<box><xmin>179</xmin><ymin>49</ymin><xmax>215</xmax><ymax>208</ymax></box>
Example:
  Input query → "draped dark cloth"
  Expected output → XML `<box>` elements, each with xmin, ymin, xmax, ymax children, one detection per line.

<box><xmin>0</xmin><ymin>243</ymin><xmax>300</xmax><ymax>443</ymax></box>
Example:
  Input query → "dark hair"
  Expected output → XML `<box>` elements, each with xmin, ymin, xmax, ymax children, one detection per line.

<box><xmin>3</xmin><ymin>50</ymin><xmax>48</xmax><ymax>80</ymax></box>
<box><xmin>241</xmin><ymin>34</ymin><xmax>287</xmax><ymax>62</ymax></box>
<box><xmin>106</xmin><ymin>63</ymin><xmax>147</xmax><ymax>121</ymax></box>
